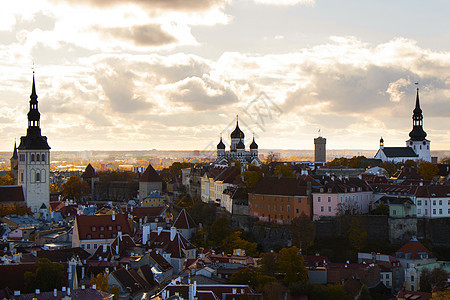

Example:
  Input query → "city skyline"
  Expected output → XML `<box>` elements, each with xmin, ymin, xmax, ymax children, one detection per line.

<box><xmin>0</xmin><ymin>1</ymin><xmax>449</xmax><ymax>151</ymax></box>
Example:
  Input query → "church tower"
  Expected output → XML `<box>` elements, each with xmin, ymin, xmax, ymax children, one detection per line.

<box><xmin>17</xmin><ymin>73</ymin><xmax>51</xmax><ymax>213</ymax></box>
<box><xmin>406</xmin><ymin>88</ymin><xmax>431</xmax><ymax>162</ymax></box>
<box><xmin>10</xmin><ymin>141</ymin><xmax>18</xmax><ymax>185</ymax></box>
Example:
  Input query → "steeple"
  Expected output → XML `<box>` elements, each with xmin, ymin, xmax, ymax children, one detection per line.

<box><xmin>18</xmin><ymin>73</ymin><xmax>50</xmax><ymax>150</ymax></box>
<box><xmin>408</xmin><ymin>87</ymin><xmax>427</xmax><ymax>141</ymax></box>
<box><xmin>11</xmin><ymin>140</ymin><xmax>18</xmax><ymax>159</ymax></box>
<box><xmin>379</xmin><ymin>136</ymin><xmax>384</xmax><ymax>148</ymax></box>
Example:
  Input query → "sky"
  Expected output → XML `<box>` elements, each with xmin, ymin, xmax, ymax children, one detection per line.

<box><xmin>0</xmin><ymin>0</ymin><xmax>449</xmax><ymax>152</ymax></box>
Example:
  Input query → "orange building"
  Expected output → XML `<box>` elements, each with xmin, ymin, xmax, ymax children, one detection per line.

<box><xmin>248</xmin><ymin>175</ymin><xmax>319</xmax><ymax>224</ymax></box>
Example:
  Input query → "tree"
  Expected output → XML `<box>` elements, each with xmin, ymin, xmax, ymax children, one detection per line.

<box><xmin>260</xmin><ymin>251</ymin><xmax>277</xmax><ymax>277</ymax></box>
<box><xmin>291</xmin><ymin>213</ymin><xmax>315</xmax><ymax>252</ymax></box>
<box><xmin>0</xmin><ymin>173</ymin><xmax>14</xmax><ymax>185</ymax></box>
<box><xmin>240</xmin><ymin>170</ymin><xmax>262</xmax><ymax>188</ymax></box>
<box><xmin>420</xmin><ymin>267</ymin><xmax>449</xmax><ymax>292</ymax></box>
<box><xmin>371</xmin><ymin>203</ymin><xmax>388</xmax><ymax>215</ymax></box>
<box><xmin>357</xmin><ymin>285</ymin><xmax>372</xmax><ymax>300</ymax></box>
<box><xmin>327</xmin><ymin>284</ymin><xmax>351</xmax><ymax>300</ymax></box>
<box><xmin>262</xmin><ymin>282</ymin><xmax>287</xmax><ymax>299</ymax></box>
<box><xmin>276</xmin><ymin>246</ymin><xmax>308</xmax><ymax>284</ymax></box>
<box><xmin>419</xmin><ymin>162</ymin><xmax>439</xmax><ymax>180</ymax></box>
<box><xmin>274</xmin><ymin>164</ymin><xmax>294</xmax><ymax>177</ymax></box>
<box><xmin>221</xmin><ymin>231</ymin><xmax>258</xmax><ymax>257</ymax></box>
<box><xmin>90</xmin><ymin>272</ymin><xmax>109</xmax><ymax>292</ymax></box>
<box><xmin>61</xmin><ymin>176</ymin><xmax>89</xmax><ymax>200</ymax></box>
<box><xmin>348</xmin><ymin>217</ymin><xmax>367</xmax><ymax>252</ymax></box>
<box><xmin>327</xmin><ymin>157</ymin><xmax>349</xmax><ymax>167</ymax></box>
<box><xmin>210</xmin><ymin>217</ymin><xmax>232</xmax><ymax>245</ymax></box>
<box><xmin>230</xmin><ymin>268</ymin><xmax>259</xmax><ymax>289</ymax></box>
<box><xmin>49</xmin><ymin>183</ymin><xmax>60</xmax><ymax>193</ymax></box>
<box><xmin>441</xmin><ymin>157</ymin><xmax>450</xmax><ymax>164</ymax></box>
<box><xmin>24</xmin><ymin>258</ymin><xmax>65</xmax><ymax>293</ymax></box>
<box><xmin>378</xmin><ymin>161</ymin><xmax>397</xmax><ymax>177</ymax></box>
<box><xmin>111</xmin><ymin>284</ymin><xmax>120</xmax><ymax>300</ymax></box>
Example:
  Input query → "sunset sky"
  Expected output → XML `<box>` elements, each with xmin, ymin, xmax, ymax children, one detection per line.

<box><xmin>0</xmin><ymin>0</ymin><xmax>449</xmax><ymax>152</ymax></box>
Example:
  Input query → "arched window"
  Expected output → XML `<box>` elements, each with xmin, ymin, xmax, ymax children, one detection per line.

<box><xmin>36</xmin><ymin>172</ymin><xmax>40</xmax><ymax>182</ymax></box>
<box><xmin>36</xmin><ymin>154</ymin><xmax>40</xmax><ymax>162</ymax></box>
<box><xmin>31</xmin><ymin>154</ymin><xmax>35</xmax><ymax>162</ymax></box>
<box><xmin>41</xmin><ymin>154</ymin><xmax>45</xmax><ymax>162</ymax></box>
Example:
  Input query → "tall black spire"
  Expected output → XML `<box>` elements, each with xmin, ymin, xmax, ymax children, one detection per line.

<box><xmin>18</xmin><ymin>73</ymin><xmax>50</xmax><ymax>150</ymax></box>
<box><xmin>408</xmin><ymin>88</ymin><xmax>427</xmax><ymax>141</ymax></box>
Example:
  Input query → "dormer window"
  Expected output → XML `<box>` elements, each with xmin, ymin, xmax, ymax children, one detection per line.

<box><xmin>92</xmin><ymin>226</ymin><xmax>96</xmax><ymax>231</ymax></box>
<box><xmin>108</xmin><ymin>226</ymin><xmax>112</xmax><ymax>230</ymax></box>
<box><xmin>116</xmin><ymin>225</ymin><xmax>121</xmax><ymax>230</ymax></box>
<box><xmin>100</xmin><ymin>226</ymin><xmax>104</xmax><ymax>231</ymax></box>
<box><xmin>87</xmin><ymin>234</ymin><xmax>92</xmax><ymax>239</ymax></box>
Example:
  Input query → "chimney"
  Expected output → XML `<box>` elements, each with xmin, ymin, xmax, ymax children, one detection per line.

<box><xmin>170</xmin><ymin>227</ymin><xmax>177</xmax><ymax>241</ymax></box>
<box><xmin>14</xmin><ymin>291</ymin><xmax>20</xmax><ymax>296</ymax></box>
<box><xmin>67</xmin><ymin>288</ymin><xmax>70</xmax><ymax>296</ymax></box>
<box><xmin>103</xmin><ymin>244</ymin><xmax>107</xmax><ymax>253</ymax></box>
<box><xmin>157</xmin><ymin>227</ymin><xmax>163</xmax><ymax>236</ymax></box>
<box><xmin>112</xmin><ymin>212</ymin><xmax>115</xmax><ymax>221</ymax></box>
<box><xmin>62</xmin><ymin>287</ymin><xmax>66</xmax><ymax>292</ymax></box>
<box><xmin>35</xmin><ymin>289</ymin><xmax>40</xmax><ymax>295</ymax></box>
<box><xmin>92</xmin><ymin>284</ymin><xmax>96</xmax><ymax>290</ymax></box>
<box><xmin>53</xmin><ymin>289</ymin><xmax>57</xmax><ymax>297</ymax></box>
<box><xmin>118</xmin><ymin>231</ymin><xmax>122</xmax><ymax>240</ymax></box>
<box><xmin>81</xmin><ymin>285</ymin><xmax>85</xmax><ymax>290</ymax></box>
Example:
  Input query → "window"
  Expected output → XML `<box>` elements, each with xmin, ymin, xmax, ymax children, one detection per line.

<box><xmin>31</xmin><ymin>154</ymin><xmax>35</xmax><ymax>162</ymax></box>
<box><xmin>268</xmin><ymin>205</ymin><xmax>270</xmax><ymax>211</ymax></box>
<box><xmin>439</xmin><ymin>200</ymin><xmax>442</xmax><ymax>205</ymax></box>
<box><xmin>87</xmin><ymin>234</ymin><xmax>91</xmax><ymax>239</ymax></box>
<box><xmin>411</xmin><ymin>275</ymin><xmax>414</xmax><ymax>282</ymax></box>
<box><xmin>99</xmin><ymin>234</ymin><xmax>105</xmax><ymax>238</ymax></box>
<box><xmin>321</xmin><ymin>206</ymin><xmax>324</xmax><ymax>212</ymax></box>
<box><xmin>42</xmin><ymin>154</ymin><xmax>45</xmax><ymax>162</ymax></box>
<box><xmin>298</xmin><ymin>198</ymin><xmax>301</xmax><ymax>203</ymax></box>
<box><xmin>20</xmin><ymin>154</ymin><xmax>25</xmax><ymax>161</ymax></box>
<box><xmin>386</xmin><ymin>281</ymin><xmax>390</xmax><ymax>287</ymax></box>
<box><xmin>433</xmin><ymin>209</ymin><xmax>436</xmax><ymax>214</ymax></box>
<box><xmin>274</xmin><ymin>205</ymin><xmax>276</xmax><ymax>212</ymax></box>
<box><xmin>94</xmin><ymin>243</ymin><xmax>98</xmax><ymax>249</ymax></box>
<box><xmin>425</xmin><ymin>200</ymin><xmax>428</xmax><ymax>205</ymax></box>
<box><xmin>439</xmin><ymin>209</ymin><xmax>442</xmax><ymax>214</ymax></box>
<box><xmin>100</xmin><ymin>226</ymin><xmax>104</xmax><ymax>231</ymax></box>
<box><xmin>255</xmin><ymin>204</ymin><xmax>257</xmax><ymax>209</ymax></box>
<box><xmin>393</xmin><ymin>210</ymin><xmax>396</xmax><ymax>215</ymax></box>
<box><xmin>86</xmin><ymin>244</ymin><xmax>91</xmax><ymax>250</ymax></box>
<box><xmin>318</xmin><ymin>197</ymin><xmax>321</xmax><ymax>202</ymax></box>
<box><xmin>287</xmin><ymin>205</ymin><xmax>290</xmax><ymax>212</ymax></box>
<box><xmin>262</xmin><ymin>203</ymin><xmax>265</xmax><ymax>209</ymax></box>
<box><xmin>81</xmin><ymin>244</ymin><xmax>85</xmax><ymax>249</ymax></box>
<box><xmin>92</xmin><ymin>226</ymin><xmax>96</xmax><ymax>231</ymax></box>
<box><xmin>386</xmin><ymin>274</ymin><xmax>390</xmax><ymax>279</ymax></box>
<box><xmin>36</xmin><ymin>154</ymin><xmax>40</xmax><ymax>161</ymax></box>
<box><xmin>418</xmin><ymin>208</ymin><xmax>421</xmax><ymax>214</ymax></box>
<box><xmin>280</xmin><ymin>205</ymin><xmax>283</xmax><ymax>212</ymax></box>
<box><xmin>433</xmin><ymin>200</ymin><xmax>436</xmax><ymax>205</ymax></box>
<box><xmin>425</xmin><ymin>209</ymin><xmax>428</xmax><ymax>215</ymax></box>
<box><xmin>36</xmin><ymin>172</ymin><xmax>40</xmax><ymax>182</ymax></box>
<box><xmin>328</xmin><ymin>206</ymin><xmax>331</xmax><ymax>212</ymax></box>
<box><xmin>20</xmin><ymin>173</ymin><xmax>24</xmax><ymax>182</ymax></box>
<box><xmin>328</xmin><ymin>197</ymin><xmax>331</xmax><ymax>202</ymax></box>
<box><xmin>340</xmin><ymin>197</ymin><xmax>343</xmax><ymax>203</ymax></box>
<box><xmin>108</xmin><ymin>226</ymin><xmax>112</xmax><ymax>230</ymax></box>
<box><xmin>417</xmin><ymin>200</ymin><xmax>422</xmax><ymax>206</ymax></box>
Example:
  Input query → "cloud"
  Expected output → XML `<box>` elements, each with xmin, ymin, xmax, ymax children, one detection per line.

<box><xmin>386</xmin><ymin>78</ymin><xmax>411</xmax><ymax>103</ymax></box>
<box><xmin>166</xmin><ymin>76</ymin><xmax>238</xmax><ymax>111</ymax></box>
<box><xmin>99</xmin><ymin>24</ymin><xmax>177</xmax><ymax>46</ymax></box>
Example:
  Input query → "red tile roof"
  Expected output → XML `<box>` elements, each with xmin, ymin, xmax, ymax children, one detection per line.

<box><xmin>0</xmin><ymin>186</ymin><xmax>25</xmax><ymax>203</ymax></box>
<box><xmin>415</xmin><ymin>185</ymin><xmax>450</xmax><ymax>198</ymax></box>
<box><xmin>139</xmin><ymin>164</ymin><xmax>162</xmax><ymax>182</ymax></box>
<box><xmin>397</xmin><ymin>288</ymin><xmax>431</xmax><ymax>300</ymax></box>
<box><xmin>75</xmin><ymin>214</ymin><xmax>132</xmax><ymax>240</ymax></box>
<box><xmin>396</xmin><ymin>239</ymin><xmax>434</xmax><ymax>260</ymax></box>
<box><xmin>173</xmin><ymin>208</ymin><xmax>196</xmax><ymax>230</ymax></box>
<box><xmin>251</xmin><ymin>177</ymin><xmax>309</xmax><ymax>196</ymax></box>
<box><xmin>130</xmin><ymin>206</ymin><xmax>167</xmax><ymax>220</ymax></box>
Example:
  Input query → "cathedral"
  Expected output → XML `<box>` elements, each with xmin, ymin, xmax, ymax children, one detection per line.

<box><xmin>11</xmin><ymin>74</ymin><xmax>51</xmax><ymax>213</ymax></box>
<box><xmin>374</xmin><ymin>87</ymin><xmax>432</xmax><ymax>163</ymax></box>
<box><xmin>215</xmin><ymin>117</ymin><xmax>262</xmax><ymax>166</ymax></box>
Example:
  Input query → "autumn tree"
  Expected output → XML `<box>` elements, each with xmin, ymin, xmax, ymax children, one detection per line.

<box><xmin>61</xmin><ymin>176</ymin><xmax>90</xmax><ymax>201</ymax></box>
<box><xmin>327</xmin><ymin>284</ymin><xmax>351</xmax><ymax>300</ymax></box>
<box><xmin>0</xmin><ymin>173</ymin><xmax>14</xmax><ymax>185</ymax></box>
<box><xmin>419</xmin><ymin>162</ymin><xmax>439</xmax><ymax>180</ymax></box>
<box><xmin>111</xmin><ymin>285</ymin><xmax>120</xmax><ymax>300</ymax></box>
<box><xmin>378</xmin><ymin>161</ymin><xmax>398</xmax><ymax>177</ymax></box>
<box><xmin>210</xmin><ymin>217</ymin><xmax>232</xmax><ymax>246</ymax></box>
<box><xmin>291</xmin><ymin>213</ymin><xmax>315</xmax><ymax>252</ymax></box>
<box><xmin>276</xmin><ymin>246</ymin><xmax>308</xmax><ymax>284</ymax></box>
<box><xmin>274</xmin><ymin>164</ymin><xmax>294</xmax><ymax>177</ymax></box>
<box><xmin>348</xmin><ymin>216</ymin><xmax>367</xmax><ymax>252</ymax></box>
<box><xmin>357</xmin><ymin>285</ymin><xmax>372</xmax><ymax>300</ymax></box>
<box><xmin>327</xmin><ymin>157</ymin><xmax>349</xmax><ymax>167</ymax></box>
<box><xmin>49</xmin><ymin>183</ymin><xmax>60</xmax><ymax>193</ymax></box>
<box><xmin>240</xmin><ymin>170</ymin><xmax>262</xmax><ymax>188</ymax></box>
<box><xmin>221</xmin><ymin>231</ymin><xmax>258</xmax><ymax>257</ymax></box>
<box><xmin>90</xmin><ymin>272</ymin><xmax>109</xmax><ymax>292</ymax></box>
<box><xmin>371</xmin><ymin>203</ymin><xmax>388</xmax><ymax>215</ymax></box>
<box><xmin>24</xmin><ymin>258</ymin><xmax>65</xmax><ymax>293</ymax></box>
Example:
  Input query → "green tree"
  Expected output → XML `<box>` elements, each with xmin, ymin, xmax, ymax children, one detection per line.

<box><xmin>90</xmin><ymin>272</ymin><xmax>109</xmax><ymax>292</ymax></box>
<box><xmin>260</xmin><ymin>251</ymin><xmax>277</xmax><ymax>277</ymax></box>
<box><xmin>61</xmin><ymin>176</ymin><xmax>90</xmax><ymax>200</ymax></box>
<box><xmin>230</xmin><ymin>268</ymin><xmax>260</xmax><ymax>289</ymax></box>
<box><xmin>378</xmin><ymin>161</ymin><xmax>398</xmax><ymax>177</ymax></box>
<box><xmin>24</xmin><ymin>258</ymin><xmax>65</xmax><ymax>293</ymax></box>
<box><xmin>210</xmin><ymin>217</ymin><xmax>232</xmax><ymax>245</ymax></box>
<box><xmin>348</xmin><ymin>217</ymin><xmax>367</xmax><ymax>252</ymax></box>
<box><xmin>327</xmin><ymin>284</ymin><xmax>351</xmax><ymax>300</ymax></box>
<box><xmin>371</xmin><ymin>203</ymin><xmax>388</xmax><ymax>215</ymax></box>
<box><xmin>240</xmin><ymin>170</ymin><xmax>262</xmax><ymax>188</ymax></box>
<box><xmin>420</xmin><ymin>267</ymin><xmax>449</xmax><ymax>292</ymax></box>
<box><xmin>327</xmin><ymin>157</ymin><xmax>349</xmax><ymax>167</ymax></box>
<box><xmin>357</xmin><ymin>285</ymin><xmax>372</xmax><ymax>300</ymax></box>
<box><xmin>291</xmin><ymin>213</ymin><xmax>315</xmax><ymax>252</ymax></box>
<box><xmin>419</xmin><ymin>162</ymin><xmax>439</xmax><ymax>180</ymax></box>
<box><xmin>221</xmin><ymin>231</ymin><xmax>258</xmax><ymax>257</ymax></box>
<box><xmin>276</xmin><ymin>246</ymin><xmax>308</xmax><ymax>284</ymax></box>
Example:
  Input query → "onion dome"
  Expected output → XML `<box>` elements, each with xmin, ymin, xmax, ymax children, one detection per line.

<box><xmin>236</xmin><ymin>138</ymin><xmax>245</xmax><ymax>149</ymax></box>
<box><xmin>231</xmin><ymin>117</ymin><xmax>244</xmax><ymax>139</ymax></box>
<box><xmin>250</xmin><ymin>137</ymin><xmax>258</xmax><ymax>149</ymax></box>
<box><xmin>217</xmin><ymin>137</ymin><xmax>225</xmax><ymax>149</ymax></box>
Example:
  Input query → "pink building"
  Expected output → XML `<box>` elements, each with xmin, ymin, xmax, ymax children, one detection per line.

<box><xmin>312</xmin><ymin>176</ymin><xmax>373</xmax><ymax>220</ymax></box>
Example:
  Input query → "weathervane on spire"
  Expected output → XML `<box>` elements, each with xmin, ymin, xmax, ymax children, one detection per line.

<box><xmin>415</xmin><ymin>81</ymin><xmax>419</xmax><ymax>91</ymax></box>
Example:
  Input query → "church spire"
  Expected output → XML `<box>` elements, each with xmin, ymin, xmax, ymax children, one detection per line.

<box><xmin>409</xmin><ymin>87</ymin><xmax>427</xmax><ymax>141</ymax></box>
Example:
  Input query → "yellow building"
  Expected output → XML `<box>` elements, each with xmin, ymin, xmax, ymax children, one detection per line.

<box><xmin>142</xmin><ymin>192</ymin><xmax>166</xmax><ymax>207</ymax></box>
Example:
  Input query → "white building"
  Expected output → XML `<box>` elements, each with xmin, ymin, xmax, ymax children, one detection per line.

<box><xmin>375</xmin><ymin>88</ymin><xmax>431</xmax><ymax>163</ymax></box>
<box><xmin>17</xmin><ymin>74</ymin><xmax>50</xmax><ymax>214</ymax></box>
<box><xmin>414</xmin><ymin>185</ymin><xmax>450</xmax><ymax>218</ymax></box>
